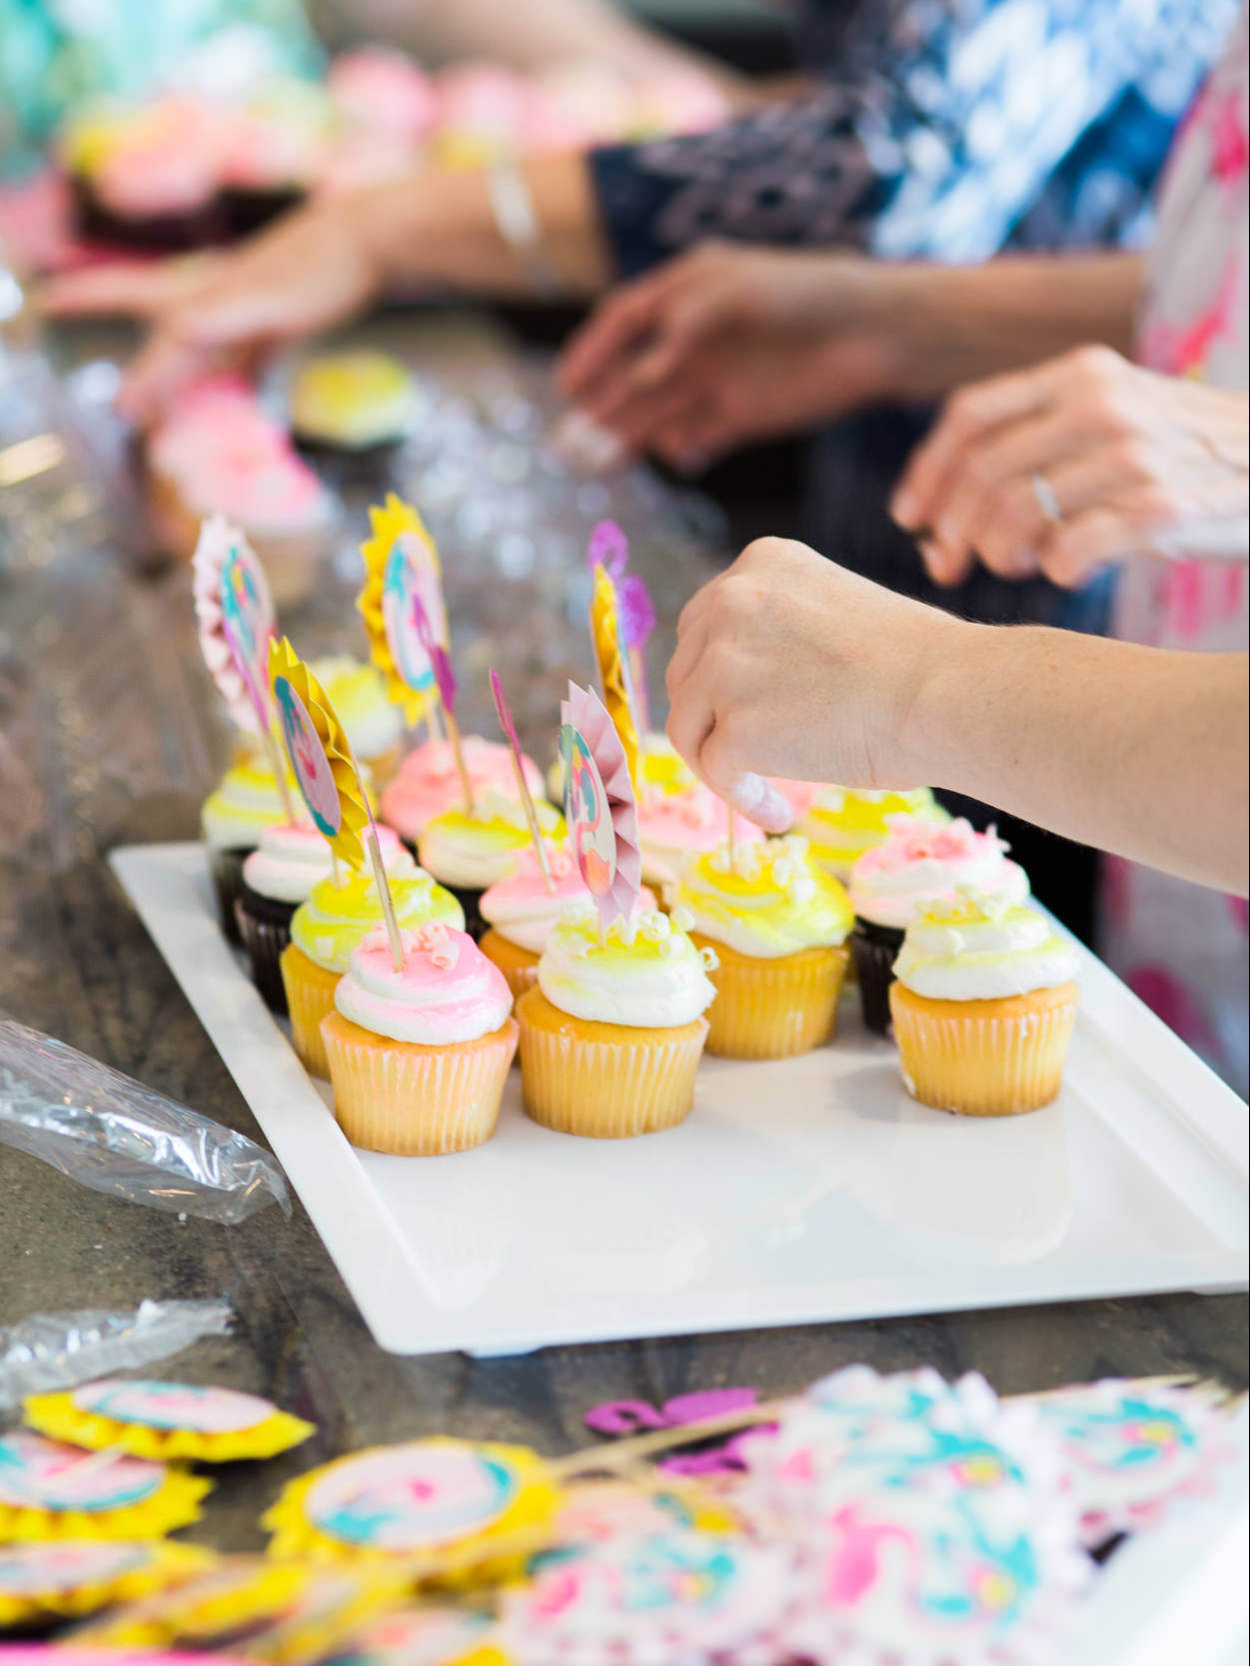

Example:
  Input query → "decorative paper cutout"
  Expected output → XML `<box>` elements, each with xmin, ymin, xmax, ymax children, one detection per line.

<box><xmin>25</xmin><ymin>1380</ymin><xmax>315</xmax><ymax>1463</ymax></box>
<box><xmin>0</xmin><ymin>1539</ymin><xmax>214</xmax><ymax>1627</ymax></box>
<box><xmin>193</xmin><ymin>515</ymin><xmax>277</xmax><ymax>735</ymax></box>
<box><xmin>357</xmin><ymin>494</ymin><xmax>447</xmax><ymax>726</ymax></box>
<box><xmin>0</xmin><ymin>1429</ymin><xmax>211</xmax><ymax>1542</ymax></box>
<box><xmin>269</xmin><ymin>638</ymin><xmax>369</xmax><ymax>869</ymax></box>
<box><xmin>586</xmin><ymin>519</ymin><xmax>628</xmax><ymax>581</ymax></box>
<box><xmin>588</xmin><ymin>566</ymin><xmax>642</xmax><ymax>788</ymax></box>
<box><xmin>559</xmin><ymin>682</ymin><xmax>641</xmax><ymax>930</ymax></box>
<box><xmin>412</xmin><ymin>594</ymin><xmax>457</xmax><ymax>718</ymax></box>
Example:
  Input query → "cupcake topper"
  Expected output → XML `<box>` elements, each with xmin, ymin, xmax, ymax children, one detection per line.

<box><xmin>559</xmin><ymin>681</ymin><xmax>642</xmax><ymax>933</ymax></box>
<box><xmin>268</xmin><ymin>638</ymin><xmax>404</xmax><ymax>972</ymax></box>
<box><xmin>587</xmin><ymin>518</ymin><xmax>628</xmax><ymax>582</ymax></box>
<box><xmin>587</xmin><ymin>521</ymin><xmax>655</xmax><ymax>731</ymax></box>
<box><xmin>192</xmin><ymin>516</ymin><xmax>296</xmax><ymax>823</ymax></box>
<box><xmin>357</xmin><ymin>493</ymin><xmax>447</xmax><ymax>730</ymax></box>
<box><xmin>412</xmin><ymin>593</ymin><xmax>474</xmax><ymax>815</ymax></box>
<box><xmin>490</xmin><ymin>669</ymin><xmax>554</xmax><ymax>893</ymax></box>
<box><xmin>589</xmin><ymin>565</ymin><xmax>642</xmax><ymax>790</ymax></box>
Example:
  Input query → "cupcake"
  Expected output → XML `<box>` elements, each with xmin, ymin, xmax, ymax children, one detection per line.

<box><xmin>321</xmin><ymin>922</ymin><xmax>518</xmax><ymax>1154</ymax></box>
<box><xmin>219</xmin><ymin>79</ymin><xmax>332</xmax><ymax>236</ymax></box>
<box><xmin>799</xmin><ymin>786</ymin><xmax>949</xmax><ymax>882</ymax></box>
<box><xmin>307</xmin><ymin>654</ymin><xmax>404</xmax><ymax>787</ymax></box>
<box><xmin>637</xmin><ymin>777</ymin><xmax>764</xmax><ymax>902</ymax></box>
<box><xmin>201</xmin><ymin>756</ymin><xmax>294</xmax><ymax>944</ymax></box>
<box><xmin>889</xmin><ymin>892</ymin><xmax>1080</xmax><ymax>1116</ymax></box>
<box><xmin>768</xmin><ymin>778</ymin><xmax>826</xmax><ymax>822</ymax></box>
<box><xmin>848</xmin><ymin>816</ymin><xmax>1030</xmax><ymax>1036</ymax></box>
<box><xmin>547</xmin><ymin>729</ymin><xmax>693</xmax><ymax>806</ymax></box>
<box><xmin>383</xmin><ymin>736</ymin><xmax>546</xmax><ymax>846</ymax></box>
<box><xmin>328</xmin><ymin>46</ymin><xmax>438</xmax><ymax>146</ymax></box>
<box><xmin>515</xmin><ymin>904</ymin><xmax>716</xmax><ymax>1138</ymax></box>
<box><xmin>417</xmin><ymin>791</ymin><xmax>564</xmax><ymax>940</ymax></box>
<box><xmin>283</xmin><ymin>867</ymin><xmax>464</xmax><ymax>1077</ymax></box>
<box><xmin>479</xmin><ymin>844</ymin><xmax>657</xmax><ymax>1001</ymax></box>
<box><xmin>290</xmin><ymin>350</ymin><xmax>421</xmax><ymax>463</ymax></box>
<box><xmin>676</xmin><ymin>835</ymin><xmax>854</xmax><ymax>1059</ymax></box>
<box><xmin>236</xmin><ymin>821</ymin><xmax>414</xmax><ymax>1014</ymax></box>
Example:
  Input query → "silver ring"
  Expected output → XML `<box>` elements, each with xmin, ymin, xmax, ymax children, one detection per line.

<box><xmin>1032</xmin><ymin>471</ymin><xmax>1062</xmax><ymax>525</ymax></box>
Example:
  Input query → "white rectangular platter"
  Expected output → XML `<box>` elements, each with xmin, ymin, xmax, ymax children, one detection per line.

<box><xmin>111</xmin><ymin>843</ymin><xmax>1248</xmax><ymax>1358</ymax></box>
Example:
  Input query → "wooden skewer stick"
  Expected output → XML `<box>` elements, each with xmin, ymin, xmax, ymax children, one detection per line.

<box><xmin>444</xmin><ymin>708</ymin><xmax>475</xmax><ymax>815</ymax></box>
<box><xmin>726</xmin><ymin>805</ymin><xmax>739</xmax><ymax>875</ymax></box>
<box><xmin>366</xmin><ymin>826</ymin><xmax>404</xmax><ymax>973</ymax></box>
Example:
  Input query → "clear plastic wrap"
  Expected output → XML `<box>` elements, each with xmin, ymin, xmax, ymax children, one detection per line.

<box><xmin>0</xmin><ymin>1015</ymin><xmax>289</xmax><ymax>1221</ymax></box>
<box><xmin>0</xmin><ymin>1297</ymin><xmax>232</xmax><ymax>1408</ymax></box>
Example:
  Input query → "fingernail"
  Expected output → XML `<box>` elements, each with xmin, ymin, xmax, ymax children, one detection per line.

<box><xmin>729</xmin><ymin>773</ymin><xmax>793</xmax><ymax>832</ymax></box>
<box><xmin>891</xmin><ymin>488</ymin><xmax>919</xmax><ymax>527</ymax></box>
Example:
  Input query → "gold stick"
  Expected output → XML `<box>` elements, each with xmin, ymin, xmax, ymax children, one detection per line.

<box><xmin>366</xmin><ymin>827</ymin><xmax>404</xmax><ymax>972</ymax></box>
<box><xmin>509</xmin><ymin>752</ymin><xmax>554</xmax><ymax>893</ymax></box>
<box><xmin>444</xmin><ymin>708</ymin><xmax>475</xmax><ymax>814</ymax></box>
<box><xmin>726</xmin><ymin>805</ymin><xmax>738</xmax><ymax>875</ymax></box>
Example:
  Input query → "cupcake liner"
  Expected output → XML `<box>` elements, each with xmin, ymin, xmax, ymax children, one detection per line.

<box><xmin>516</xmin><ymin>989</ymin><xmax>708</xmax><ymax>1138</ymax></box>
<box><xmin>206</xmin><ymin>846</ymin><xmax>250</xmax><ymax>945</ymax></box>
<box><xmin>235</xmin><ymin>890</ymin><xmax>297</xmax><ymax>1016</ymax></box>
<box><xmin>478</xmin><ymin>929</ymin><xmax>540</xmax><ymax>1002</ymax></box>
<box><xmin>321</xmin><ymin>1011</ymin><xmax>518</xmax><ymax>1154</ymax></box>
<box><xmin>850</xmin><ymin>920</ymin><xmax>904</xmax><ymax>1036</ymax></box>
<box><xmin>691</xmin><ymin>935</ymin><xmax>849</xmax><ymax>1060</ymax></box>
<box><xmin>281</xmin><ymin>944</ymin><xmax>342</xmax><ymax>1078</ymax></box>
<box><xmin>889</xmin><ymin>980</ymin><xmax>1079</xmax><ymax>1116</ymax></box>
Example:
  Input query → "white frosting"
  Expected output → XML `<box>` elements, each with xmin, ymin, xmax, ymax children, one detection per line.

<box><xmin>308</xmin><ymin>654</ymin><xmax>403</xmax><ymax>762</ymax></box>
<box><xmin>418</xmin><ymin>796</ymin><xmax>561</xmax><ymax>890</ymax></box>
<box><xmin>851</xmin><ymin>839</ymin><xmax>1030</xmax><ymax>930</ymax></box>
<box><xmin>334</xmin><ymin>926</ymin><xmax>513</xmax><ymax>1044</ymax></box>
<box><xmin>201</xmin><ymin>768</ymin><xmax>290</xmax><ymax>851</ymax></box>
<box><xmin>242</xmin><ymin>821</ymin><xmax>412</xmax><ymax>904</ymax></box>
<box><xmin>537</xmin><ymin>907</ymin><xmax>717</xmax><ymax>1029</ymax></box>
<box><xmin>893</xmin><ymin>904</ymin><xmax>1081</xmax><ymax>1001</ymax></box>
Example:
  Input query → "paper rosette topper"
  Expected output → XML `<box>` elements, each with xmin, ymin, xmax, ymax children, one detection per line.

<box><xmin>589</xmin><ymin>564</ymin><xmax>642</xmax><ymax>787</ymax></box>
<box><xmin>587</xmin><ymin>520</ymin><xmax>654</xmax><ymax>652</ymax></box>
<box><xmin>411</xmin><ymin>592</ymin><xmax>457</xmax><ymax>717</ymax></box>
<box><xmin>269</xmin><ymin>638</ymin><xmax>369</xmax><ymax>868</ymax></box>
<box><xmin>0</xmin><ymin>1428</ymin><xmax>211</xmax><ymax>1542</ymax></box>
<box><xmin>0</xmin><ymin>1540</ymin><xmax>215</xmax><ymax>1628</ymax></box>
<box><xmin>357</xmin><ymin>493</ymin><xmax>448</xmax><ymax>725</ymax></box>
<box><xmin>193</xmin><ymin>515</ymin><xmax>277</xmax><ymax>734</ymax></box>
<box><xmin>559</xmin><ymin>681</ymin><xmax>642</xmax><ymax>929</ymax></box>
<box><xmin>24</xmin><ymin>1379</ymin><xmax>315</xmax><ymax>1464</ymax></box>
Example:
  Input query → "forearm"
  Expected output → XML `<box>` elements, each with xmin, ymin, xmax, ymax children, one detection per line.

<box><xmin>905</xmin><ymin>624</ymin><xmax>1249</xmax><ymax>895</ymax></box>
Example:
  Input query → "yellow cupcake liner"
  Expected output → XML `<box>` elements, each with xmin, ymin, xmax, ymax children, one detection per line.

<box><xmin>516</xmin><ymin>989</ymin><xmax>708</xmax><ymax>1139</ymax></box>
<box><xmin>321</xmin><ymin>1012</ymin><xmax>518</xmax><ymax>1155</ymax></box>
<box><xmin>263</xmin><ymin>1438</ymin><xmax>560</xmax><ymax>1589</ymax></box>
<box><xmin>282</xmin><ymin>942</ymin><xmax>342</xmax><ymax>1078</ymax></box>
<box><xmin>478</xmin><ymin>929</ymin><xmax>539</xmax><ymax>1003</ymax></box>
<box><xmin>690</xmin><ymin>935</ymin><xmax>849</xmax><ymax>1060</ymax></box>
<box><xmin>24</xmin><ymin>1393</ymin><xmax>314</xmax><ymax>1465</ymax></box>
<box><xmin>0</xmin><ymin>1538</ymin><xmax>214</xmax><ymax>1627</ymax></box>
<box><xmin>0</xmin><ymin>1467</ymin><xmax>211</xmax><ymax>1544</ymax></box>
<box><xmin>889</xmin><ymin>980</ymin><xmax>1079</xmax><ymax>1116</ymax></box>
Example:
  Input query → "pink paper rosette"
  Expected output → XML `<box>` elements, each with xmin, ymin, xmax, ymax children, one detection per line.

<box><xmin>192</xmin><ymin>514</ymin><xmax>276</xmax><ymax>734</ymax></box>
<box><xmin>559</xmin><ymin>681</ymin><xmax>642</xmax><ymax>929</ymax></box>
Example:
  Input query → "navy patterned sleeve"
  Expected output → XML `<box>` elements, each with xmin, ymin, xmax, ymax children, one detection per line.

<box><xmin>588</xmin><ymin>0</ymin><xmax>1236</xmax><ymax>278</ymax></box>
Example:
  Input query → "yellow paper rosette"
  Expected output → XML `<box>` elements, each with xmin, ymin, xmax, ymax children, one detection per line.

<box><xmin>590</xmin><ymin>565</ymin><xmax>641</xmax><ymax>789</ymax></box>
<box><xmin>327</xmin><ymin>1604</ymin><xmax>511</xmax><ymax>1666</ymax></box>
<box><xmin>24</xmin><ymin>1380</ymin><xmax>315</xmax><ymax>1464</ymax></box>
<box><xmin>357</xmin><ymin>494</ymin><xmax>445</xmax><ymax>727</ymax></box>
<box><xmin>0</xmin><ymin>1538</ymin><xmax>214</xmax><ymax>1627</ymax></box>
<box><xmin>0</xmin><ymin>1430</ymin><xmax>211</xmax><ymax>1543</ymax></box>
<box><xmin>270</xmin><ymin>636</ymin><xmax>370</xmax><ymax>869</ymax></box>
<box><xmin>262</xmin><ymin>1439</ymin><xmax>560</xmax><ymax>1584</ymax></box>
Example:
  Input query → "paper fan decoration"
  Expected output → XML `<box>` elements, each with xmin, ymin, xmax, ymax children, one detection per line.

<box><xmin>325</xmin><ymin>1605</ymin><xmax>508</xmax><ymax>1666</ymax></box>
<box><xmin>192</xmin><ymin>515</ymin><xmax>277</xmax><ymax>734</ymax></box>
<box><xmin>262</xmin><ymin>1438</ymin><xmax>560</xmax><ymax>1582</ymax></box>
<box><xmin>269</xmin><ymin>637</ymin><xmax>369</xmax><ymax>868</ymax></box>
<box><xmin>357</xmin><ymin>493</ymin><xmax>447</xmax><ymax>725</ymax></box>
<box><xmin>25</xmin><ymin>1380</ymin><xmax>315</xmax><ymax>1464</ymax></box>
<box><xmin>559</xmin><ymin>681</ymin><xmax>642</xmax><ymax>930</ymax></box>
<box><xmin>0</xmin><ymin>1539</ymin><xmax>214</xmax><ymax>1627</ymax></box>
<box><xmin>586</xmin><ymin>518</ymin><xmax>628</xmax><ymax>581</ymax></box>
<box><xmin>0</xmin><ymin>1430</ymin><xmax>211</xmax><ymax>1543</ymax></box>
<box><xmin>589</xmin><ymin>564</ymin><xmax>642</xmax><ymax>787</ymax></box>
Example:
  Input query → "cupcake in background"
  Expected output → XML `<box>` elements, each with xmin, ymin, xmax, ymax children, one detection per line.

<box><xmin>890</xmin><ymin>891</ymin><xmax>1080</xmax><ymax>1116</ymax></box>
<box><xmin>677</xmin><ymin>835</ymin><xmax>854</xmax><ymax>1059</ymax></box>
<box><xmin>236</xmin><ymin>821</ymin><xmax>414</xmax><ymax>1014</ymax></box>
<box><xmin>290</xmin><ymin>350</ymin><xmax>421</xmax><ymax>463</ymax></box>
<box><xmin>516</xmin><ymin>904</ymin><xmax>716</xmax><ymax>1138</ymax></box>
<box><xmin>848</xmin><ymin>816</ymin><xmax>1030</xmax><ymax>1035</ymax></box>
<box><xmin>201</xmin><ymin>755</ymin><xmax>296</xmax><ymax>944</ymax></box>
<box><xmin>384</xmin><ymin>736</ymin><xmax>545</xmax><ymax>846</ymax></box>
<box><xmin>283</xmin><ymin>868</ymin><xmax>464</xmax><ymax>1077</ymax></box>
<box><xmin>418</xmin><ymin>792</ymin><xmax>564</xmax><ymax>940</ymax></box>
<box><xmin>328</xmin><ymin>46</ymin><xmax>438</xmax><ymax>147</ymax></box>
<box><xmin>799</xmin><ymin>786</ymin><xmax>948</xmax><ymax>882</ymax></box>
<box><xmin>637</xmin><ymin>778</ymin><xmax>764</xmax><ymax>901</ymax></box>
<box><xmin>321</xmin><ymin>922</ymin><xmax>518</xmax><ymax>1154</ymax></box>
<box><xmin>220</xmin><ymin>79</ymin><xmax>333</xmax><ymax>235</ymax></box>
<box><xmin>308</xmin><ymin>654</ymin><xmax>404</xmax><ymax>787</ymax></box>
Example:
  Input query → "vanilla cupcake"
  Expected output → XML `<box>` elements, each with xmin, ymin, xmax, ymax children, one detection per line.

<box><xmin>308</xmin><ymin>654</ymin><xmax>404</xmax><ymax>787</ymax></box>
<box><xmin>383</xmin><ymin>736</ymin><xmax>546</xmax><ymax>845</ymax></box>
<box><xmin>516</xmin><ymin>905</ymin><xmax>716</xmax><ymax>1138</ymax></box>
<box><xmin>290</xmin><ymin>349</ymin><xmax>420</xmax><ymax>462</ymax></box>
<box><xmin>799</xmin><ymin>786</ymin><xmax>949</xmax><ymax>882</ymax></box>
<box><xmin>418</xmin><ymin>791</ymin><xmax>564</xmax><ymax>940</ymax></box>
<box><xmin>677</xmin><ymin>835</ymin><xmax>854</xmax><ymax>1059</ymax></box>
<box><xmin>201</xmin><ymin>756</ymin><xmax>295</xmax><ymax>944</ymax></box>
<box><xmin>322</xmin><ymin>922</ymin><xmax>518</xmax><ymax>1154</ymax></box>
<box><xmin>283</xmin><ymin>867</ymin><xmax>464</xmax><ymax>1076</ymax></box>
<box><xmin>848</xmin><ymin>816</ymin><xmax>1030</xmax><ymax>1035</ymax></box>
<box><xmin>637</xmin><ymin>779</ymin><xmax>765</xmax><ymax>902</ymax></box>
<box><xmin>889</xmin><ymin>892</ymin><xmax>1080</xmax><ymax>1116</ymax></box>
<box><xmin>237</xmin><ymin>821</ymin><xmax>414</xmax><ymax>1014</ymax></box>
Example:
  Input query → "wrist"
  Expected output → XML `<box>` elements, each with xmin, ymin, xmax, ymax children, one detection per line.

<box><xmin>892</xmin><ymin>608</ymin><xmax>979</xmax><ymax>789</ymax></box>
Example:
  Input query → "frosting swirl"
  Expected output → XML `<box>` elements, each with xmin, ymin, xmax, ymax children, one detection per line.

<box><xmin>637</xmin><ymin>781</ymin><xmax>764</xmax><ymax>890</ymax></box>
<box><xmin>242</xmin><ymin>821</ymin><xmax>412</xmax><ymax>906</ymax></box>
<box><xmin>538</xmin><ymin>905</ymin><xmax>717</xmax><ymax>1029</ymax></box>
<box><xmin>418</xmin><ymin>792</ymin><xmax>564</xmax><ymax>890</ymax></box>
<box><xmin>291</xmin><ymin>869</ymin><xmax>464</xmax><ymax>972</ymax></box>
<box><xmin>308</xmin><ymin>654</ymin><xmax>403</xmax><ymax>763</ymax></box>
<box><xmin>383</xmin><ymin>737</ymin><xmax>546</xmax><ymax>841</ymax></box>
<box><xmin>799</xmin><ymin>786</ymin><xmax>948</xmax><ymax>878</ymax></box>
<box><xmin>849</xmin><ymin>815</ymin><xmax>1029</xmax><ymax>930</ymax></box>
<box><xmin>892</xmin><ymin>893</ymin><xmax>1080</xmax><ymax>1001</ymax></box>
<box><xmin>480</xmin><ymin>845</ymin><xmax>657</xmax><ymax>955</ymax></box>
<box><xmin>335</xmin><ymin>923</ymin><xmax>513</xmax><ymax>1044</ymax></box>
<box><xmin>201</xmin><ymin>759</ymin><xmax>294</xmax><ymax>851</ymax></box>
<box><xmin>677</xmin><ymin>835</ymin><xmax>854</xmax><ymax>958</ymax></box>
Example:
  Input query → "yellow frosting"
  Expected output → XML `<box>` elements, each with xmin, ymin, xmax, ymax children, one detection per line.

<box><xmin>800</xmin><ymin>786</ymin><xmax>948</xmax><ymax>877</ymax></box>
<box><xmin>290</xmin><ymin>871</ymin><xmax>464</xmax><ymax>973</ymax></box>
<box><xmin>419</xmin><ymin>795</ymin><xmax>565</xmax><ymax>890</ymax></box>
<box><xmin>538</xmin><ymin>905</ymin><xmax>718</xmax><ymax>1028</ymax></box>
<box><xmin>677</xmin><ymin>835</ymin><xmax>854</xmax><ymax>959</ymax></box>
<box><xmin>200</xmin><ymin>759</ymin><xmax>295</xmax><ymax>850</ymax></box>
<box><xmin>308</xmin><ymin>654</ymin><xmax>402</xmax><ymax>762</ymax></box>
<box><xmin>291</xmin><ymin>351</ymin><xmax>416</xmax><ymax>448</ymax></box>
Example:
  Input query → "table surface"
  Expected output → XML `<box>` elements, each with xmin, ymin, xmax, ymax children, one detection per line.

<box><xmin>0</xmin><ymin>306</ymin><xmax>1245</xmax><ymax>1554</ymax></box>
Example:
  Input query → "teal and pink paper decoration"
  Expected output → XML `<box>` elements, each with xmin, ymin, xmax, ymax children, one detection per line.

<box><xmin>192</xmin><ymin>515</ymin><xmax>276</xmax><ymax>734</ymax></box>
<box><xmin>559</xmin><ymin>681</ymin><xmax>641</xmax><ymax>929</ymax></box>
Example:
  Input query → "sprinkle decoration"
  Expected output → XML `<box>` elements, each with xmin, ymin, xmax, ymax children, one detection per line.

<box><xmin>490</xmin><ymin>670</ymin><xmax>554</xmax><ymax>893</ymax></box>
<box><xmin>559</xmin><ymin>681</ymin><xmax>642</xmax><ymax>932</ymax></box>
<box><xmin>357</xmin><ymin>493</ymin><xmax>447</xmax><ymax>727</ymax></box>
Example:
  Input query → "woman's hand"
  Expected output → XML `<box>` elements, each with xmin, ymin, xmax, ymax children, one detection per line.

<box><xmin>891</xmin><ymin>345</ymin><xmax>1250</xmax><ymax>587</ymax></box>
<box><xmin>558</xmin><ymin>243</ymin><xmax>901</xmax><ymax>467</ymax></box>
<box><xmin>39</xmin><ymin>194</ymin><xmax>387</xmax><ymax>425</ymax></box>
<box><xmin>664</xmin><ymin>536</ymin><xmax>957</xmax><ymax>828</ymax></box>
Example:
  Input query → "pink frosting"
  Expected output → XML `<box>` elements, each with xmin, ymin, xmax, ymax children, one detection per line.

<box><xmin>435</xmin><ymin>64</ymin><xmax>531</xmax><ymax>142</ymax></box>
<box><xmin>638</xmin><ymin>783</ymin><xmax>767</xmax><ymax>854</ymax></box>
<box><xmin>89</xmin><ymin>98</ymin><xmax>231</xmax><ymax>216</ymax></box>
<box><xmin>336</xmin><ymin>922</ymin><xmax>513</xmax><ymax>1044</ymax></box>
<box><xmin>481</xmin><ymin>843</ymin><xmax>586</xmax><ymax>911</ymax></box>
<box><xmin>380</xmin><ymin>738</ymin><xmax>545</xmax><ymax>841</ymax></box>
<box><xmin>854</xmin><ymin>816</ymin><xmax>1001</xmax><ymax>876</ymax></box>
<box><xmin>769</xmin><ymin>779</ymin><xmax>824</xmax><ymax>821</ymax></box>
<box><xmin>221</xmin><ymin>111</ymin><xmax>327</xmax><ymax>189</ymax></box>
<box><xmin>329</xmin><ymin>48</ymin><xmax>438</xmax><ymax>145</ymax></box>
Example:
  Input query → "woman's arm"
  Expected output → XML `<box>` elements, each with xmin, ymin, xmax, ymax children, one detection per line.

<box><xmin>665</xmin><ymin>536</ymin><xmax>1249</xmax><ymax>896</ymax></box>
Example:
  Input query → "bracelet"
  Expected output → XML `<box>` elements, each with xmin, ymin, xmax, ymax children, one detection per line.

<box><xmin>485</xmin><ymin>159</ymin><xmax>564</xmax><ymax>299</ymax></box>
